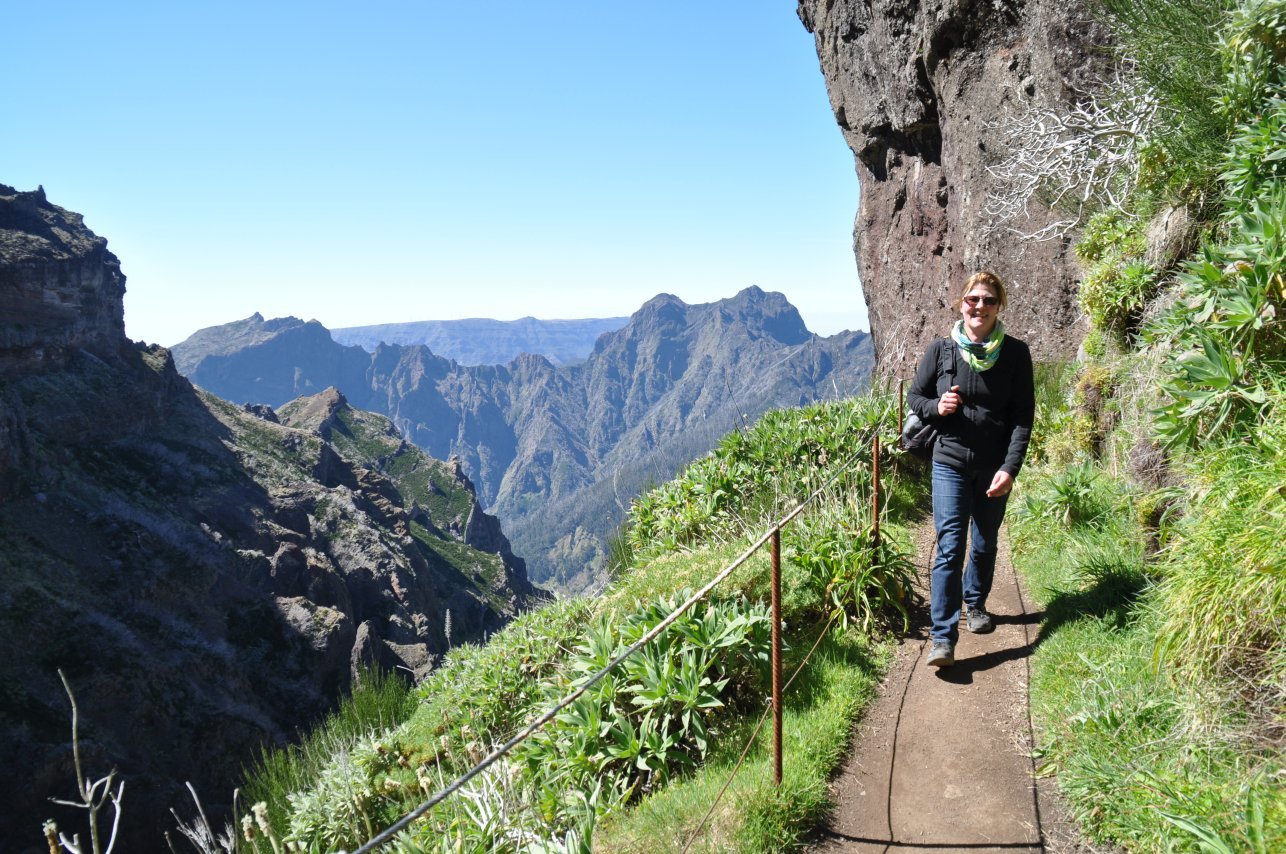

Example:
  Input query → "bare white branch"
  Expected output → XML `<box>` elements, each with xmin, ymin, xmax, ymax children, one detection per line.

<box><xmin>46</xmin><ymin>670</ymin><xmax>126</xmax><ymax>854</ymax></box>
<box><xmin>983</xmin><ymin>67</ymin><xmax>1159</xmax><ymax>243</ymax></box>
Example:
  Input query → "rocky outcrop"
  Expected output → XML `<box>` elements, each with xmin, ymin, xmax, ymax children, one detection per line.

<box><xmin>0</xmin><ymin>187</ymin><xmax>544</xmax><ymax>850</ymax></box>
<box><xmin>0</xmin><ymin>185</ymin><xmax>128</xmax><ymax>376</ymax></box>
<box><xmin>797</xmin><ymin>0</ymin><xmax>1110</xmax><ymax>374</ymax></box>
<box><xmin>172</xmin><ymin>288</ymin><xmax>875</xmax><ymax>589</ymax></box>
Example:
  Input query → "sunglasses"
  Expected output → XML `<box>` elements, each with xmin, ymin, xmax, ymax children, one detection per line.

<box><xmin>963</xmin><ymin>295</ymin><xmax>1000</xmax><ymax>307</ymax></box>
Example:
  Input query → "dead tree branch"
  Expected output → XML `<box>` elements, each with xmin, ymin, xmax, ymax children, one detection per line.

<box><xmin>984</xmin><ymin>68</ymin><xmax>1159</xmax><ymax>243</ymax></box>
<box><xmin>44</xmin><ymin>670</ymin><xmax>125</xmax><ymax>854</ymax></box>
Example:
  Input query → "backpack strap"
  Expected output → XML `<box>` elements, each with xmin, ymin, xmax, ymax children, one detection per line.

<box><xmin>938</xmin><ymin>337</ymin><xmax>957</xmax><ymax>386</ymax></box>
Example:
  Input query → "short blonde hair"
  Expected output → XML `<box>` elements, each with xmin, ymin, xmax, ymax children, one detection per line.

<box><xmin>954</xmin><ymin>271</ymin><xmax>1007</xmax><ymax>310</ymax></box>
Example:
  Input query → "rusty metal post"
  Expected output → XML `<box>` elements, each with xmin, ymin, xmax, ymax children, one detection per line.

<box><xmin>872</xmin><ymin>432</ymin><xmax>881</xmax><ymax>552</ymax></box>
<box><xmin>771</xmin><ymin>526</ymin><xmax>783</xmax><ymax>787</ymax></box>
<box><xmin>898</xmin><ymin>378</ymin><xmax>905</xmax><ymax>434</ymax></box>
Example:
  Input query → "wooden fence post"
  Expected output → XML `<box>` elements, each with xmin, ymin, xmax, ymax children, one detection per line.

<box><xmin>872</xmin><ymin>432</ymin><xmax>881</xmax><ymax>553</ymax></box>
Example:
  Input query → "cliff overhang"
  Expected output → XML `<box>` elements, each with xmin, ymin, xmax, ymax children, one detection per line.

<box><xmin>798</xmin><ymin>0</ymin><xmax>1111</xmax><ymax>373</ymax></box>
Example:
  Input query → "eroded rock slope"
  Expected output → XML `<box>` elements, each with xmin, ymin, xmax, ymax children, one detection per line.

<box><xmin>0</xmin><ymin>184</ymin><xmax>543</xmax><ymax>849</ymax></box>
<box><xmin>173</xmin><ymin>291</ymin><xmax>874</xmax><ymax>590</ymax></box>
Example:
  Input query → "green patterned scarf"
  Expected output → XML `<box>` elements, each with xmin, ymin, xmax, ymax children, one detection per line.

<box><xmin>952</xmin><ymin>319</ymin><xmax>1006</xmax><ymax>372</ymax></box>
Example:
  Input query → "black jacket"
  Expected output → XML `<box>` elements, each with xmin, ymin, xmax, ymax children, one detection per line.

<box><xmin>906</xmin><ymin>335</ymin><xmax>1034</xmax><ymax>477</ymax></box>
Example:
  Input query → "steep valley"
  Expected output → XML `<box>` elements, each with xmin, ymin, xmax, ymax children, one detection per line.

<box><xmin>174</xmin><ymin>290</ymin><xmax>874</xmax><ymax>591</ymax></box>
<box><xmin>0</xmin><ymin>185</ymin><xmax>544</xmax><ymax>848</ymax></box>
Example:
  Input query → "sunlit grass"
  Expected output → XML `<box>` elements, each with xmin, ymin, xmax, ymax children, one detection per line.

<box><xmin>1012</xmin><ymin>458</ymin><xmax>1285</xmax><ymax>852</ymax></box>
<box><xmin>596</xmin><ymin>627</ymin><xmax>887</xmax><ymax>852</ymax></box>
<box><xmin>241</xmin><ymin>666</ymin><xmax>418</xmax><ymax>839</ymax></box>
<box><xmin>1152</xmin><ymin>407</ymin><xmax>1286</xmax><ymax>703</ymax></box>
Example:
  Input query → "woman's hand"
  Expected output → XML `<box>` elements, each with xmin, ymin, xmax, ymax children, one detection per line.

<box><xmin>986</xmin><ymin>470</ymin><xmax>1014</xmax><ymax>498</ymax></box>
<box><xmin>937</xmin><ymin>385</ymin><xmax>962</xmax><ymax>417</ymax></box>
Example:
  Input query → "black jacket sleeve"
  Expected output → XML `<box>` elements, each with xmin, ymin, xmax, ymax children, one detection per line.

<box><xmin>906</xmin><ymin>338</ymin><xmax>944</xmax><ymax>423</ymax></box>
<box><xmin>1001</xmin><ymin>341</ymin><xmax>1035</xmax><ymax>477</ymax></box>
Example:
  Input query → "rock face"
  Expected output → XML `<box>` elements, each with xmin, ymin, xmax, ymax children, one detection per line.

<box><xmin>0</xmin><ymin>187</ymin><xmax>544</xmax><ymax>850</ymax></box>
<box><xmin>0</xmin><ymin>185</ymin><xmax>128</xmax><ymax>377</ymax></box>
<box><xmin>173</xmin><ymin>290</ymin><xmax>874</xmax><ymax>591</ymax></box>
<box><xmin>797</xmin><ymin>0</ymin><xmax>1109</xmax><ymax>374</ymax></box>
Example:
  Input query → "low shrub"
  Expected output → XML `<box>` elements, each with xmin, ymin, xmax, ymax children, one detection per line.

<box><xmin>514</xmin><ymin>594</ymin><xmax>771</xmax><ymax>830</ymax></box>
<box><xmin>626</xmin><ymin>395</ymin><xmax>898</xmax><ymax>558</ymax></box>
<box><xmin>785</xmin><ymin>502</ymin><xmax>914</xmax><ymax>633</ymax></box>
<box><xmin>1077</xmin><ymin>211</ymin><xmax>1158</xmax><ymax>346</ymax></box>
<box><xmin>1019</xmin><ymin>460</ymin><xmax>1115</xmax><ymax>528</ymax></box>
<box><xmin>1149</xmin><ymin>185</ymin><xmax>1285</xmax><ymax>447</ymax></box>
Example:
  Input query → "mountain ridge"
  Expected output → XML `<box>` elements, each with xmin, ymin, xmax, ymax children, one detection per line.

<box><xmin>173</xmin><ymin>287</ymin><xmax>873</xmax><ymax>589</ymax></box>
<box><xmin>331</xmin><ymin>315</ymin><xmax>631</xmax><ymax>366</ymax></box>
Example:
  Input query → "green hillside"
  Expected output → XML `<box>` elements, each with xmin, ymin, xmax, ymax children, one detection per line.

<box><xmin>218</xmin><ymin>392</ymin><xmax>922</xmax><ymax>851</ymax></box>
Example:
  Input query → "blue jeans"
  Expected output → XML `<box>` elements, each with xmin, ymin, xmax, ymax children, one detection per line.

<box><xmin>930</xmin><ymin>461</ymin><xmax>1009</xmax><ymax>645</ymax></box>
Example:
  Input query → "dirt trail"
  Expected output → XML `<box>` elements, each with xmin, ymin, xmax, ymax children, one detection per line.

<box><xmin>809</xmin><ymin>520</ymin><xmax>1087</xmax><ymax>853</ymax></box>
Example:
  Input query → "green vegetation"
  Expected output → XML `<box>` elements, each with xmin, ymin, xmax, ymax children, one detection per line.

<box><xmin>1148</xmin><ymin>182</ymin><xmax>1285</xmax><ymax>445</ymax></box>
<box><xmin>1077</xmin><ymin>210</ymin><xmax>1157</xmax><ymax>350</ymax></box>
<box><xmin>595</xmin><ymin>629</ymin><xmax>881</xmax><ymax>852</ymax></box>
<box><xmin>1099</xmin><ymin>0</ymin><xmax>1238</xmax><ymax>202</ymax></box>
<box><xmin>232</xmin><ymin>393</ymin><xmax>922</xmax><ymax>851</ymax></box>
<box><xmin>626</xmin><ymin>395</ymin><xmax>905</xmax><ymax>556</ymax></box>
<box><xmin>202</xmin><ymin>391</ymin><xmax>326</xmax><ymax>484</ymax></box>
<box><xmin>1013</xmin><ymin>444</ymin><xmax>1283</xmax><ymax>850</ymax></box>
<box><xmin>242</xmin><ymin>667</ymin><xmax>419</xmax><ymax>843</ymax></box>
<box><xmin>1009</xmin><ymin>2</ymin><xmax>1285</xmax><ymax>848</ymax></box>
<box><xmin>1153</xmin><ymin>407</ymin><xmax>1286</xmax><ymax>695</ymax></box>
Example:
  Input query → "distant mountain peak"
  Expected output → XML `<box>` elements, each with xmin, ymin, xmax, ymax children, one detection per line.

<box><xmin>640</xmin><ymin>292</ymin><xmax>684</xmax><ymax>309</ymax></box>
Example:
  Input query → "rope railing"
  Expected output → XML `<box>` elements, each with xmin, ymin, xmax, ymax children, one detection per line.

<box><xmin>349</xmin><ymin>426</ymin><xmax>890</xmax><ymax>853</ymax></box>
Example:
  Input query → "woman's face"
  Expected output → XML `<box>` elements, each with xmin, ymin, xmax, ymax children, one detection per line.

<box><xmin>959</xmin><ymin>283</ymin><xmax>1000</xmax><ymax>340</ymax></box>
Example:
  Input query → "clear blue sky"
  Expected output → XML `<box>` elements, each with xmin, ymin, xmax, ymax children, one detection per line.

<box><xmin>3</xmin><ymin>1</ymin><xmax>866</xmax><ymax>347</ymax></box>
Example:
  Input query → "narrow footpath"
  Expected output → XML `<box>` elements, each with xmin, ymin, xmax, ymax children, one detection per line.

<box><xmin>809</xmin><ymin>521</ymin><xmax>1091</xmax><ymax>853</ymax></box>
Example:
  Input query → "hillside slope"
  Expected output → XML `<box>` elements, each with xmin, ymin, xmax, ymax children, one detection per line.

<box><xmin>173</xmin><ymin>289</ymin><xmax>874</xmax><ymax>589</ymax></box>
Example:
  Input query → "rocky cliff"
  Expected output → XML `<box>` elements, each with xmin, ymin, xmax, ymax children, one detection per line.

<box><xmin>0</xmin><ymin>185</ymin><xmax>128</xmax><ymax>377</ymax></box>
<box><xmin>797</xmin><ymin>0</ymin><xmax>1109</xmax><ymax>374</ymax></box>
<box><xmin>172</xmin><ymin>290</ymin><xmax>874</xmax><ymax>591</ymax></box>
<box><xmin>0</xmin><ymin>187</ymin><xmax>543</xmax><ymax>850</ymax></box>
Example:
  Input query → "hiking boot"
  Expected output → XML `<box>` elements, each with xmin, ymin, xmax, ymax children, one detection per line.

<box><xmin>965</xmin><ymin>604</ymin><xmax>994</xmax><ymax>634</ymax></box>
<box><xmin>926</xmin><ymin>641</ymin><xmax>955</xmax><ymax>667</ymax></box>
